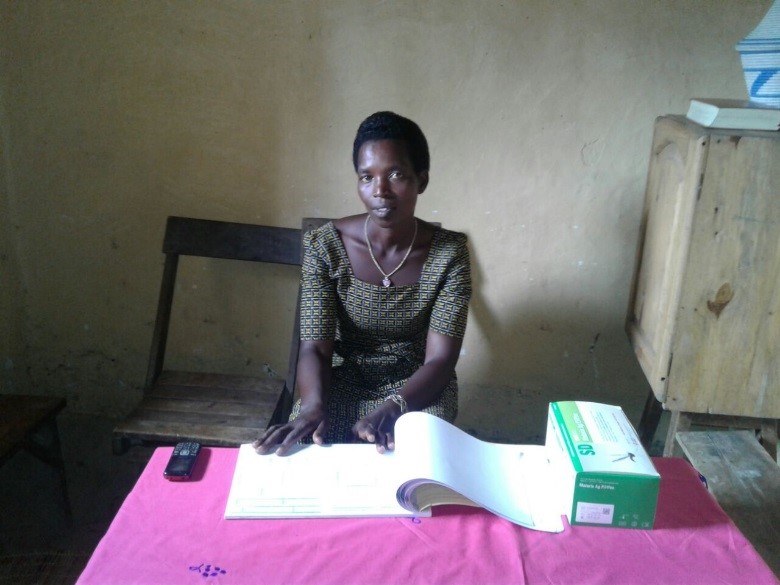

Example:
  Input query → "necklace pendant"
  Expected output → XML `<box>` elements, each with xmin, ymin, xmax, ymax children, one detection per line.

<box><xmin>364</xmin><ymin>216</ymin><xmax>417</xmax><ymax>291</ymax></box>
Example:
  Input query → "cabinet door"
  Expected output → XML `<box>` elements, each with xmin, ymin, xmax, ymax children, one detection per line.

<box><xmin>627</xmin><ymin>117</ymin><xmax>708</xmax><ymax>403</ymax></box>
<box><xmin>667</xmin><ymin>132</ymin><xmax>780</xmax><ymax>417</ymax></box>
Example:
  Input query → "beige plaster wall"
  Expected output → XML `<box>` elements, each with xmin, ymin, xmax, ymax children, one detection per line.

<box><xmin>1</xmin><ymin>66</ymin><xmax>23</xmax><ymax>393</ymax></box>
<box><xmin>0</xmin><ymin>0</ymin><xmax>768</xmax><ymax>442</ymax></box>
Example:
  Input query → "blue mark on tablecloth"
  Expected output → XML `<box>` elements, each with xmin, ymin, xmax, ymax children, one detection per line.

<box><xmin>189</xmin><ymin>563</ymin><xmax>228</xmax><ymax>578</ymax></box>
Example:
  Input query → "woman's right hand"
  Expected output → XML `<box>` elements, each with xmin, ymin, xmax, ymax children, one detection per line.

<box><xmin>252</xmin><ymin>403</ymin><xmax>328</xmax><ymax>456</ymax></box>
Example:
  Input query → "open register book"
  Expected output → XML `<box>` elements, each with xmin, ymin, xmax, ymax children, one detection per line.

<box><xmin>224</xmin><ymin>411</ymin><xmax>565</xmax><ymax>532</ymax></box>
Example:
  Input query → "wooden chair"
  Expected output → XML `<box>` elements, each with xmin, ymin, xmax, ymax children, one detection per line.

<box><xmin>112</xmin><ymin>216</ymin><xmax>305</xmax><ymax>454</ymax></box>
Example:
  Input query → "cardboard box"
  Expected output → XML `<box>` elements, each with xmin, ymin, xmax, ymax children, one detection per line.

<box><xmin>545</xmin><ymin>401</ymin><xmax>660</xmax><ymax>529</ymax></box>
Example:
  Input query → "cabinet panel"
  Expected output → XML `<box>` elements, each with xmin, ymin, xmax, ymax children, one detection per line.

<box><xmin>667</xmin><ymin>133</ymin><xmax>780</xmax><ymax>416</ymax></box>
<box><xmin>627</xmin><ymin>118</ymin><xmax>707</xmax><ymax>402</ymax></box>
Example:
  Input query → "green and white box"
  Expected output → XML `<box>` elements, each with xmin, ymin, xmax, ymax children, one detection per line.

<box><xmin>546</xmin><ymin>401</ymin><xmax>660</xmax><ymax>529</ymax></box>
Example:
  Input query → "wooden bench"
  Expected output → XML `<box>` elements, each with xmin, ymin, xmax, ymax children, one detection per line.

<box><xmin>676</xmin><ymin>430</ymin><xmax>780</xmax><ymax>576</ymax></box>
<box><xmin>0</xmin><ymin>394</ymin><xmax>70</xmax><ymax>518</ymax></box>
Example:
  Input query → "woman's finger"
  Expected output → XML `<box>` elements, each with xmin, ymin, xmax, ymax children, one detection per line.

<box><xmin>254</xmin><ymin>425</ymin><xmax>290</xmax><ymax>454</ymax></box>
<box><xmin>385</xmin><ymin>431</ymin><xmax>395</xmax><ymax>450</ymax></box>
<box><xmin>254</xmin><ymin>424</ymin><xmax>282</xmax><ymax>446</ymax></box>
<box><xmin>276</xmin><ymin>421</ymin><xmax>318</xmax><ymax>455</ymax></box>
<box><xmin>312</xmin><ymin>420</ymin><xmax>328</xmax><ymax>445</ymax></box>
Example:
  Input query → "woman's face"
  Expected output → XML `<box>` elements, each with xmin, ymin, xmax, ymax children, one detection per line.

<box><xmin>356</xmin><ymin>139</ymin><xmax>428</xmax><ymax>227</ymax></box>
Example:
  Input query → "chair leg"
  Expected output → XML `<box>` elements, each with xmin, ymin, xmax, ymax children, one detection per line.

<box><xmin>638</xmin><ymin>390</ymin><xmax>663</xmax><ymax>449</ymax></box>
<box><xmin>269</xmin><ymin>387</ymin><xmax>294</xmax><ymax>427</ymax></box>
<box><xmin>48</xmin><ymin>418</ymin><xmax>72</xmax><ymax>523</ymax></box>
<box><xmin>759</xmin><ymin>420</ymin><xmax>778</xmax><ymax>463</ymax></box>
<box><xmin>663</xmin><ymin>411</ymin><xmax>692</xmax><ymax>457</ymax></box>
<box><xmin>112</xmin><ymin>435</ymin><xmax>131</xmax><ymax>455</ymax></box>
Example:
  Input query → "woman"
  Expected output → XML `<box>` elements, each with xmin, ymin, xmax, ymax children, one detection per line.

<box><xmin>254</xmin><ymin>111</ymin><xmax>471</xmax><ymax>455</ymax></box>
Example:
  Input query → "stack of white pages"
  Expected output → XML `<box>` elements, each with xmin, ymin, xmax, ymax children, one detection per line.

<box><xmin>686</xmin><ymin>98</ymin><xmax>780</xmax><ymax>130</ymax></box>
<box><xmin>224</xmin><ymin>412</ymin><xmax>565</xmax><ymax>533</ymax></box>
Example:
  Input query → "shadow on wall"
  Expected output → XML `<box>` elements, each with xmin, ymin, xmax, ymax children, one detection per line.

<box><xmin>459</xmin><ymin>205</ymin><xmax>651</xmax><ymax>444</ymax></box>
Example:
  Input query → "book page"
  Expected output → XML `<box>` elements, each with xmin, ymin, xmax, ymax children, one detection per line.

<box><xmin>224</xmin><ymin>414</ymin><xmax>564</xmax><ymax>531</ymax></box>
<box><xmin>224</xmin><ymin>443</ymin><xmax>426</xmax><ymax>519</ymax></box>
<box><xmin>394</xmin><ymin>413</ymin><xmax>564</xmax><ymax>532</ymax></box>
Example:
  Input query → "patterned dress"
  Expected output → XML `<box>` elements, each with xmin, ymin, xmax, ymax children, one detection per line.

<box><xmin>291</xmin><ymin>220</ymin><xmax>472</xmax><ymax>443</ymax></box>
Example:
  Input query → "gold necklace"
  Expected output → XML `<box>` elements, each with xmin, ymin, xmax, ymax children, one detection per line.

<box><xmin>364</xmin><ymin>216</ymin><xmax>418</xmax><ymax>287</ymax></box>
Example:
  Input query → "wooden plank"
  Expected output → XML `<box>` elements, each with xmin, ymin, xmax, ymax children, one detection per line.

<box><xmin>132</xmin><ymin>396</ymin><xmax>276</xmax><ymax>417</ymax></box>
<box><xmin>625</xmin><ymin>117</ymin><xmax>708</xmax><ymax>403</ymax></box>
<box><xmin>676</xmin><ymin>430</ymin><xmax>780</xmax><ymax>575</ymax></box>
<box><xmin>682</xmin><ymin>414</ymin><xmax>778</xmax><ymax>460</ymax></box>
<box><xmin>151</xmin><ymin>386</ymin><xmax>278</xmax><ymax>404</ymax></box>
<box><xmin>164</xmin><ymin>217</ymin><xmax>302</xmax><ymax>265</ymax></box>
<box><xmin>663</xmin><ymin>410</ymin><xmax>691</xmax><ymax>457</ymax></box>
<box><xmin>115</xmin><ymin>375</ymin><xmax>280</xmax><ymax>447</ymax></box>
<box><xmin>145</xmin><ymin>253</ymin><xmax>179</xmax><ymax>389</ymax></box>
<box><xmin>115</xmin><ymin>370</ymin><xmax>279</xmax><ymax>446</ymax></box>
<box><xmin>761</xmin><ymin>420</ymin><xmax>778</xmax><ymax>461</ymax></box>
<box><xmin>687</xmin><ymin>413</ymin><xmax>772</xmax><ymax>428</ymax></box>
<box><xmin>113</xmin><ymin>418</ymin><xmax>261</xmax><ymax>446</ymax></box>
<box><xmin>637</xmin><ymin>390</ymin><xmax>663</xmax><ymax>448</ymax></box>
<box><xmin>119</xmin><ymin>406</ymin><xmax>270</xmax><ymax>429</ymax></box>
<box><xmin>157</xmin><ymin>370</ymin><xmax>284</xmax><ymax>393</ymax></box>
<box><xmin>151</xmin><ymin>382</ymin><xmax>284</xmax><ymax>405</ymax></box>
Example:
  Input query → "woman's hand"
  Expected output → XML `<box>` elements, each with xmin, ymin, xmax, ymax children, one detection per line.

<box><xmin>253</xmin><ymin>403</ymin><xmax>327</xmax><ymax>456</ymax></box>
<box><xmin>352</xmin><ymin>399</ymin><xmax>403</xmax><ymax>453</ymax></box>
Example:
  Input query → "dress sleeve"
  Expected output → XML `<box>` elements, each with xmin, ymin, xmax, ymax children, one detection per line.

<box><xmin>429</xmin><ymin>232</ymin><xmax>472</xmax><ymax>339</ymax></box>
<box><xmin>299</xmin><ymin>229</ymin><xmax>338</xmax><ymax>340</ymax></box>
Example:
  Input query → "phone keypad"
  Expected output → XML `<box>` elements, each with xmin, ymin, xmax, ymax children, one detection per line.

<box><xmin>173</xmin><ymin>442</ymin><xmax>200</xmax><ymax>457</ymax></box>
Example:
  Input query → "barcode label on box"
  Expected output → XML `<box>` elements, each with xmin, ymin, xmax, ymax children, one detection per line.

<box><xmin>575</xmin><ymin>502</ymin><xmax>614</xmax><ymax>524</ymax></box>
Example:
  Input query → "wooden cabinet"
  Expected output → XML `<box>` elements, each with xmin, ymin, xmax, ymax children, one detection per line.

<box><xmin>627</xmin><ymin>115</ymin><xmax>779</xmax><ymax>454</ymax></box>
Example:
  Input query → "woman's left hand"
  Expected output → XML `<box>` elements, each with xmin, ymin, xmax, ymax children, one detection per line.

<box><xmin>352</xmin><ymin>399</ymin><xmax>403</xmax><ymax>453</ymax></box>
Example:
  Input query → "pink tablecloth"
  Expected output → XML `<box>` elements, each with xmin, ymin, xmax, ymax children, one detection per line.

<box><xmin>77</xmin><ymin>447</ymin><xmax>777</xmax><ymax>585</ymax></box>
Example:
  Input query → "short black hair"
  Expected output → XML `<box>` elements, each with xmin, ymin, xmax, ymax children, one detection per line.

<box><xmin>352</xmin><ymin>111</ymin><xmax>430</xmax><ymax>173</ymax></box>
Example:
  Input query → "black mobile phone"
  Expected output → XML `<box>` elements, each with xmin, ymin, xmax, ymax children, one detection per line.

<box><xmin>163</xmin><ymin>442</ymin><xmax>201</xmax><ymax>481</ymax></box>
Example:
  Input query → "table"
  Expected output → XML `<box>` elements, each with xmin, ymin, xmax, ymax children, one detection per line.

<box><xmin>76</xmin><ymin>447</ymin><xmax>778</xmax><ymax>585</ymax></box>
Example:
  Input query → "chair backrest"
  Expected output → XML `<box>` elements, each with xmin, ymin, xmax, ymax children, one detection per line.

<box><xmin>162</xmin><ymin>216</ymin><xmax>302</xmax><ymax>263</ymax></box>
<box><xmin>145</xmin><ymin>216</ymin><xmax>303</xmax><ymax>394</ymax></box>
